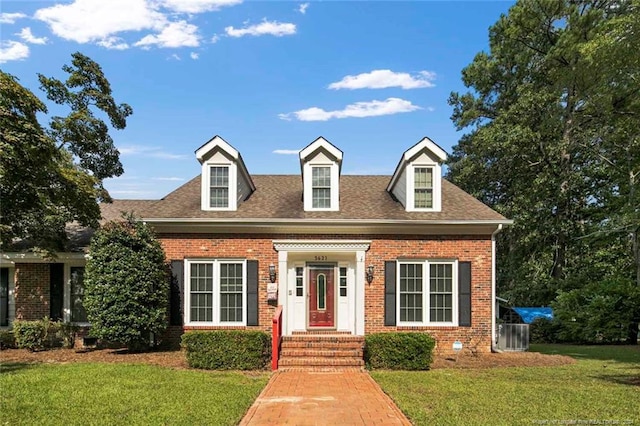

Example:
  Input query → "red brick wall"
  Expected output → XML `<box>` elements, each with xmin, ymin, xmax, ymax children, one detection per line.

<box><xmin>14</xmin><ymin>263</ymin><xmax>50</xmax><ymax>321</ymax></box>
<box><xmin>159</xmin><ymin>233</ymin><xmax>493</xmax><ymax>353</ymax></box>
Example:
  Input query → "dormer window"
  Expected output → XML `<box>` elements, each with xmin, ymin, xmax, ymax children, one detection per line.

<box><xmin>413</xmin><ymin>166</ymin><xmax>434</xmax><ymax>209</ymax></box>
<box><xmin>209</xmin><ymin>166</ymin><xmax>230</xmax><ymax>208</ymax></box>
<box><xmin>387</xmin><ymin>137</ymin><xmax>447</xmax><ymax>212</ymax></box>
<box><xmin>195</xmin><ymin>136</ymin><xmax>255</xmax><ymax>212</ymax></box>
<box><xmin>300</xmin><ymin>137</ymin><xmax>343</xmax><ymax>212</ymax></box>
<box><xmin>312</xmin><ymin>166</ymin><xmax>332</xmax><ymax>208</ymax></box>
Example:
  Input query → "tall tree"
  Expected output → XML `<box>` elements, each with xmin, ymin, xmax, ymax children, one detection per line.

<box><xmin>0</xmin><ymin>53</ymin><xmax>132</xmax><ymax>254</ymax></box>
<box><xmin>447</xmin><ymin>0</ymin><xmax>639</xmax><ymax>341</ymax></box>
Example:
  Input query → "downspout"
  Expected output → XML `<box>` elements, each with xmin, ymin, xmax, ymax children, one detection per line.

<box><xmin>491</xmin><ymin>224</ymin><xmax>503</xmax><ymax>353</ymax></box>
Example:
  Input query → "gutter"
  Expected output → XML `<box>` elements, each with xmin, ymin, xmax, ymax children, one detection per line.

<box><xmin>491</xmin><ymin>224</ymin><xmax>504</xmax><ymax>353</ymax></box>
<box><xmin>140</xmin><ymin>217</ymin><xmax>514</xmax><ymax>226</ymax></box>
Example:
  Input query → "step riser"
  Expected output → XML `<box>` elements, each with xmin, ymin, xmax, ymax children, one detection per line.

<box><xmin>278</xmin><ymin>359</ymin><xmax>365</xmax><ymax>367</ymax></box>
<box><xmin>280</xmin><ymin>350</ymin><xmax>363</xmax><ymax>357</ymax></box>
<box><xmin>277</xmin><ymin>335</ymin><xmax>365</xmax><ymax>370</ymax></box>
<box><xmin>281</xmin><ymin>342</ymin><xmax>363</xmax><ymax>350</ymax></box>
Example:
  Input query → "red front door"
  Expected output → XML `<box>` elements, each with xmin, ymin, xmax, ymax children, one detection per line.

<box><xmin>308</xmin><ymin>266</ymin><xmax>335</xmax><ymax>328</ymax></box>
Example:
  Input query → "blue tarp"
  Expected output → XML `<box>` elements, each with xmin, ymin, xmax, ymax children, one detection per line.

<box><xmin>512</xmin><ymin>307</ymin><xmax>553</xmax><ymax>324</ymax></box>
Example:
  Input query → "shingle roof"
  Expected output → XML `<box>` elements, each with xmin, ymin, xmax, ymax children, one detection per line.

<box><xmin>101</xmin><ymin>175</ymin><xmax>507</xmax><ymax>222</ymax></box>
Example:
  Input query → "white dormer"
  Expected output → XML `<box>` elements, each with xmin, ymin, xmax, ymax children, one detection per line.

<box><xmin>299</xmin><ymin>137</ymin><xmax>343</xmax><ymax>212</ymax></box>
<box><xmin>195</xmin><ymin>136</ymin><xmax>255</xmax><ymax>211</ymax></box>
<box><xmin>387</xmin><ymin>137</ymin><xmax>447</xmax><ymax>212</ymax></box>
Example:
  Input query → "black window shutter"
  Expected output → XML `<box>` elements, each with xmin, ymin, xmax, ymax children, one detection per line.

<box><xmin>169</xmin><ymin>260</ymin><xmax>184</xmax><ymax>326</ymax></box>
<box><xmin>246</xmin><ymin>260</ymin><xmax>259</xmax><ymax>326</ymax></box>
<box><xmin>0</xmin><ymin>268</ymin><xmax>9</xmax><ymax>326</ymax></box>
<box><xmin>384</xmin><ymin>261</ymin><xmax>396</xmax><ymax>326</ymax></box>
<box><xmin>50</xmin><ymin>263</ymin><xmax>64</xmax><ymax>321</ymax></box>
<box><xmin>458</xmin><ymin>261</ymin><xmax>472</xmax><ymax>327</ymax></box>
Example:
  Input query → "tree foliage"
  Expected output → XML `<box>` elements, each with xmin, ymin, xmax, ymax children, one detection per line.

<box><xmin>0</xmin><ymin>52</ymin><xmax>132</xmax><ymax>254</ymax></box>
<box><xmin>84</xmin><ymin>216</ymin><xmax>168</xmax><ymax>351</ymax></box>
<box><xmin>448</xmin><ymin>0</ymin><xmax>640</xmax><ymax>342</ymax></box>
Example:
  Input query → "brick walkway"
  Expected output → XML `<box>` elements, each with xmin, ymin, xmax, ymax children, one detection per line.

<box><xmin>239</xmin><ymin>371</ymin><xmax>411</xmax><ymax>425</ymax></box>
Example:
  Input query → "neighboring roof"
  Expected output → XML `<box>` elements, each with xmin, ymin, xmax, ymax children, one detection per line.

<box><xmin>100</xmin><ymin>175</ymin><xmax>508</xmax><ymax>222</ymax></box>
<box><xmin>512</xmin><ymin>307</ymin><xmax>553</xmax><ymax>324</ymax></box>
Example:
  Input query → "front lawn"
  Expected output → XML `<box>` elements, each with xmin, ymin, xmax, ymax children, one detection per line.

<box><xmin>0</xmin><ymin>362</ymin><xmax>269</xmax><ymax>425</ymax></box>
<box><xmin>372</xmin><ymin>344</ymin><xmax>640</xmax><ymax>425</ymax></box>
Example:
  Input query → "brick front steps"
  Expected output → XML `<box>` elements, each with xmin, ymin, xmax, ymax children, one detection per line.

<box><xmin>278</xmin><ymin>334</ymin><xmax>365</xmax><ymax>370</ymax></box>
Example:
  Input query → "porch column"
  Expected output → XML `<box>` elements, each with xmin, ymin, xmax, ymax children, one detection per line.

<box><xmin>355</xmin><ymin>250</ymin><xmax>366</xmax><ymax>335</ymax></box>
<box><xmin>277</xmin><ymin>250</ymin><xmax>288</xmax><ymax>335</ymax></box>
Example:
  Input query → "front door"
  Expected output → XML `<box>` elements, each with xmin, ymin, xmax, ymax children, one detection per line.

<box><xmin>308</xmin><ymin>266</ymin><xmax>335</xmax><ymax>328</ymax></box>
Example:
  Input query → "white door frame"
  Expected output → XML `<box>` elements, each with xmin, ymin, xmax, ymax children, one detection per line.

<box><xmin>273</xmin><ymin>240</ymin><xmax>370</xmax><ymax>336</ymax></box>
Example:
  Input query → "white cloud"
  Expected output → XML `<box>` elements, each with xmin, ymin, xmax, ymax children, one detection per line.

<box><xmin>97</xmin><ymin>36</ymin><xmax>129</xmax><ymax>50</ymax></box>
<box><xmin>279</xmin><ymin>98</ymin><xmax>421</xmax><ymax>121</ymax></box>
<box><xmin>161</xmin><ymin>0</ymin><xmax>242</xmax><ymax>13</ymax></box>
<box><xmin>329</xmin><ymin>70</ymin><xmax>436</xmax><ymax>90</ymax></box>
<box><xmin>135</xmin><ymin>20</ymin><xmax>200</xmax><ymax>48</ymax></box>
<box><xmin>225</xmin><ymin>20</ymin><xmax>296</xmax><ymax>37</ymax></box>
<box><xmin>273</xmin><ymin>149</ymin><xmax>300</xmax><ymax>155</ymax></box>
<box><xmin>211</xmin><ymin>34</ymin><xmax>220</xmax><ymax>43</ymax></box>
<box><xmin>298</xmin><ymin>3</ymin><xmax>309</xmax><ymax>14</ymax></box>
<box><xmin>118</xmin><ymin>145</ymin><xmax>188</xmax><ymax>159</ymax></box>
<box><xmin>0</xmin><ymin>40</ymin><xmax>29</xmax><ymax>63</ymax></box>
<box><xmin>190</xmin><ymin>52</ymin><xmax>199</xmax><ymax>59</ymax></box>
<box><xmin>35</xmin><ymin>0</ymin><xmax>166</xmax><ymax>44</ymax></box>
<box><xmin>0</xmin><ymin>12</ymin><xmax>27</xmax><ymax>24</ymax></box>
<box><xmin>16</xmin><ymin>27</ymin><xmax>48</xmax><ymax>45</ymax></box>
<box><xmin>168</xmin><ymin>53</ymin><xmax>181</xmax><ymax>60</ymax></box>
<box><xmin>152</xmin><ymin>177</ymin><xmax>185</xmax><ymax>181</ymax></box>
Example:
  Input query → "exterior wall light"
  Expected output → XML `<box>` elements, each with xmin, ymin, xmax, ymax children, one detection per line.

<box><xmin>366</xmin><ymin>265</ymin><xmax>374</xmax><ymax>284</ymax></box>
<box><xmin>269</xmin><ymin>264</ymin><xmax>277</xmax><ymax>283</ymax></box>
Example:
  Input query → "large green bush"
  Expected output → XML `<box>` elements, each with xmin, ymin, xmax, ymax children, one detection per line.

<box><xmin>181</xmin><ymin>331</ymin><xmax>270</xmax><ymax>370</ymax></box>
<box><xmin>84</xmin><ymin>216</ymin><xmax>169</xmax><ymax>351</ymax></box>
<box><xmin>365</xmin><ymin>332</ymin><xmax>436</xmax><ymax>370</ymax></box>
<box><xmin>0</xmin><ymin>329</ymin><xmax>16</xmax><ymax>349</ymax></box>
<box><xmin>552</xmin><ymin>278</ymin><xmax>640</xmax><ymax>343</ymax></box>
<box><xmin>529</xmin><ymin>318</ymin><xmax>561</xmax><ymax>344</ymax></box>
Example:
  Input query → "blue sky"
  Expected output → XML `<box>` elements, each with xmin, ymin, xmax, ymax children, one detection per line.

<box><xmin>1</xmin><ymin>0</ymin><xmax>513</xmax><ymax>199</ymax></box>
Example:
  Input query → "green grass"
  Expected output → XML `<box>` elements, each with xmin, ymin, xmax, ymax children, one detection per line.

<box><xmin>0</xmin><ymin>362</ymin><xmax>269</xmax><ymax>425</ymax></box>
<box><xmin>372</xmin><ymin>344</ymin><xmax>640</xmax><ymax>426</ymax></box>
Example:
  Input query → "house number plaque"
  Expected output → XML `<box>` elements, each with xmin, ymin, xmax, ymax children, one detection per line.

<box><xmin>314</xmin><ymin>255</ymin><xmax>328</xmax><ymax>261</ymax></box>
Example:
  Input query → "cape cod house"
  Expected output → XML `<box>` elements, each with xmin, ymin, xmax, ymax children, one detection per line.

<box><xmin>1</xmin><ymin>136</ymin><xmax>510</xmax><ymax>366</ymax></box>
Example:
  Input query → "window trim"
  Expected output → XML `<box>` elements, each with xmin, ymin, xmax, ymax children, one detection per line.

<box><xmin>184</xmin><ymin>259</ymin><xmax>247</xmax><ymax>327</ymax></box>
<box><xmin>200</xmin><ymin>163</ymin><xmax>237</xmax><ymax>211</ymax></box>
<box><xmin>303</xmin><ymin>162</ymin><xmax>340</xmax><ymax>212</ymax></box>
<box><xmin>406</xmin><ymin>164</ymin><xmax>442</xmax><ymax>212</ymax></box>
<box><xmin>208</xmin><ymin>165</ymin><xmax>230</xmax><ymax>209</ymax></box>
<box><xmin>311</xmin><ymin>166</ymin><xmax>332</xmax><ymax>209</ymax></box>
<box><xmin>396</xmin><ymin>259</ymin><xmax>458</xmax><ymax>327</ymax></box>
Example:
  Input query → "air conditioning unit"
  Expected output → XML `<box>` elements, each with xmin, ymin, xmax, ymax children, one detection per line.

<box><xmin>496</xmin><ymin>323</ymin><xmax>529</xmax><ymax>351</ymax></box>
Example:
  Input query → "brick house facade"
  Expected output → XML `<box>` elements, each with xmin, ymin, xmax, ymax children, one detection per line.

<box><xmin>1</xmin><ymin>136</ymin><xmax>509</xmax><ymax>355</ymax></box>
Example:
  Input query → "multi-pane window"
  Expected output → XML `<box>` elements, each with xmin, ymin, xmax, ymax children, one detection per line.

<box><xmin>339</xmin><ymin>267</ymin><xmax>347</xmax><ymax>297</ymax></box>
<box><xmin>70</xmin><ymin>267</ymin><xmax>87</xmax><ymax>323</ymax></box>
<box><xmin>414</xmin><ymin>167</ymin><xmax>434</xmax><ymax>209</ymax></box>
<box><xmin>398</xmin><ymin>261</ymin><xmax>455</xmax><ymax>325</ymax></box>
<box><xmin>430</xmin><ymin>264</ymin><xmax>453</xmax><ymax>322</ymax></box>
<box><xmin>295</xmin><ymin>267</ymin><xmax>304</xmax><ymax>297</ymax></box>
<box><xmin>209</xmin><ymin>166</ymin><xmax>229</xmax><ymax>208</ymax></box>
<box><xmin>399</xmin><ymin>264</ymin><xmax>423</xmax><ymax>322</ymax></box>
<box><xmin>312</xmin><ymin>167</ymin><xmax>331</xmax><ymax>208</ymax></box>
<box><xmin>220</xmin><ymin>263</ymin><xmax>243</xmax><ymax>322</ymax></box>
<box><xmin>187</xmin><ymin>260</ymin><xmax>245</xmax><ymax>325</ymax></box>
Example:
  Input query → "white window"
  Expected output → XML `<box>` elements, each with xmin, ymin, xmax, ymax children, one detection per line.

<box><xmin>398</xmin><ymin>260</ymin><xmax>457</xmax><ymax>326</ymax></box>
<box><xmin>312</xmin><ymin>166</ymin><xmax>332</xmax><ymax>208</ymax></box>
<box><xmin>414</xmin><ymin>167</ymin><xmax>434</xmax><ymax>209</ymax></box>
<box><xmin>209</xmin><ymin>166</ymin><xmax>229</xmax><ymax>208</ymax></box>
<box><xmin>185</xmin><ymin>260</ymin><xmax>246</xmax><ymax>326</ymax></box>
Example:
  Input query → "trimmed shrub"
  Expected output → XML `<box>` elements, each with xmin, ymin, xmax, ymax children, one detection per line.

<box><xmin>181</xmin><ymin>331</ymin><xmax>270</xmax><ymax>370</ymax></box>
<box><xmin>13</xmin><ymin>318</ymin><xmax>57</xmax><ymax>351</ymax></box>
<box><xmin>0</xmin><ymin>329</ymin><xmax>15</xmax><ymax>349</ymax></box>
<box><xmin>365</xmin><ymin>332</ymin><xmax>436</xmax><ymax>370</ymax></box>
<box><xmin>84</xmin><ymin>215</ymin><xmax>169</xmax><ymax>351</ymax></box>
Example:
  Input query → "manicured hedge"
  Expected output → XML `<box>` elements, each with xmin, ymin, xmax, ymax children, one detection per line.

<box><xmin>0</xmin><ymin>329</ymin><xmax>15</xmax><ymax>349</ymax></box>
<box><xmin>181</xmin><ymin>330</ymin><xmax>270</xmax><ymax>370</ymax></box>
<box><xmin>364</xmin><ymin>332</ymin><xmax>436</xmax><ymax>370</ymax></box>
<box><xmin>13</xmin><ymin>319</ymin><xmax>59</xmax><ymax>351</ymax></box>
